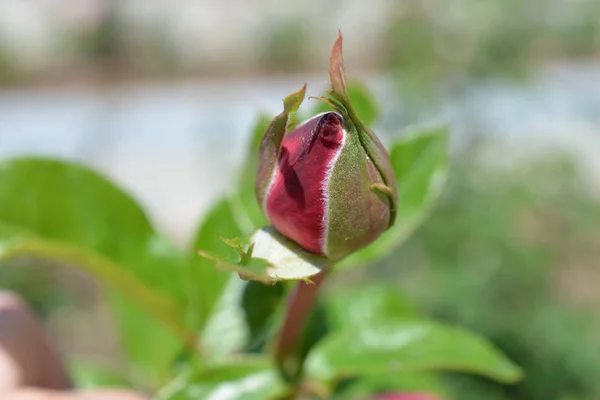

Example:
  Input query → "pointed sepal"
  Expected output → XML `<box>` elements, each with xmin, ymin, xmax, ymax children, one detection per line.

<box><xmin>196</xmin><ymin>226</ymin><xmax>328</xmax><ymax>283</ymax></box>
<box><xmin>255</xmin><ymin>85</ymin><xmax>307</xmax><ymax>209</ymax></box>
<box><xmin>329</xmin><ymin>31</ymin><xmax>348</xmax><ymax>102</ymax></box>
<box><xmin>326</xmin><ymin>32</ymin><xmax>398</xmax><ymax>228</ymax></box>
<box><xmin>250</xmin><ymin>227</ymin><xmax>328</xmax><ymax>281</ymax></box>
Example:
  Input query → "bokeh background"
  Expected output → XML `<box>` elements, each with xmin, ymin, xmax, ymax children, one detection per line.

<box><xmin>1</xmin><ymin>1</ymin><xmax>600</xmax><ymax>399</ymax></box>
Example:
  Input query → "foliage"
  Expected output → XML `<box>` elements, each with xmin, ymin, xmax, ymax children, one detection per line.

<box><xmin>383</xmin><ymin>0</ymin><xmax>600</xmax><ymax>120</ymax></box>
<box><xmin>385</xmin><ymin>0</ymin><xmax>600</xmax><ymax>80</ymax></box>
<box><xmin>373</xmin><ymin>156</ymin><xmax>600</xmax><ymax>400</ymax></box>
<box><xmin>0</xmin><ymin>79</ymin><xmax>523</xmax><ymax>398</ymax></box>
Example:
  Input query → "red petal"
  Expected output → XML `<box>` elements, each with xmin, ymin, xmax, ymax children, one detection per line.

<box><xmin>265</xmin><ymin>112</ymin><xmax>345</xmax><ymax>254</ymax></box>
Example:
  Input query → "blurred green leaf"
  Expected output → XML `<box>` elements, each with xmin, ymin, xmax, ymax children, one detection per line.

<box><xmin>305</xmin><ymin>320</ymin><xmax>523</xmax><ymax>384</ymax></box>
<box><xmin>0</xmin><ymin>228</ymin><xmax>187</xmax><ymax>387</ymax></box>
<box><xmin>325</xmin><ymin>285</ymin><xmax>419</xmax><ymax>331</ymax></box>
<box><xmin>340</xmin><ymin>126</ymin><xmax>449</xmax><ymax>268</ymax></box>
<box><xmin>187</xmin><ymin>197</ymin><xmax>245</xmax><ymax>332</ymax></box>
<box><xmin>390</xmin><ymin>156</ymin><xmax>600</xmax><ymax>400</ymax></box>
<box><xmin>0</xmin><ymin>158</ymin><xmax>192</xmax><ymax>385</ymax></box>
<box><xmin>0</xmin><ymin>158</ymin><xmax>187</xmax><ymax>303</ymax></box>
<box><xmin>242</xmin><ymin>280</ymin><xmax>286</xmax><ymax>351</ymax></box>
<box><xmin>321</xmin><ymin>285</ymin><xmax>437</xmax><ymax>397</ymax></box>
<box><xmin>157</xmin><ymin>358</ymin><xmax>288</xmax><ymax>400</ymax></box>
<box><xmin>199</xmin><ymin>276</ymin><xmax>248</xmax><ymax>362</ymax></box>
<box><xmin>310</xmin><ymin>81</ymin><xmax>380</xmax><ymax>127</ymax></box>
<box><xmin>69</xmin><ymin>361</ymin><xmax>130</xmax><ymax>389</ymax></box>
<box><xmin>234</xmin><ymin>114</ymin><xmax>271</xmax><ymax>231</ymax></box>
<box><xmin>346</xmin><ymin>81</ymin><xmax>380</xmax><ymax>126</ymax></box>
<box><xmin>0</xmin><ymin>225</ymin><xmax>183</xmax><ymax>331</ymax></box>
<box><xmin>189</xmin><ymin>197</ymin><xmax>275</xmax><ymax>363</ymax></box>
<box><xmin>0</xmin><ymin>256</ymin><xmax>71</xmax><ymax>318</ymax></box>
<box><xmin>111</xmin><ymin>294</ymin><xmax>186</xmax><ymax>388</ymax></box>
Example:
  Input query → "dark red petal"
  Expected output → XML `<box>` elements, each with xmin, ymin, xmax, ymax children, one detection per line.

<box><xmin>265</xmin><ymin>112</ymin><xmax>345</xmax><ymax>254</ymax></box>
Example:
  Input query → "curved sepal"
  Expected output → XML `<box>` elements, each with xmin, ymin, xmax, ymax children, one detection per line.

<box><xmin>329</xmin><ymin>31</ymin><xmax>348</xmax><ymax>102</ymax></box>
<box><xmin>327</xmin><ymin>32</ymin><xmax>398</xmax><ymax>228</ymax></box>
<box><xmin>197</xmin><ymin>226</ymin><xmax>328</xmax><ymax>284</ymax></box>
<box><xmin>255</xmin><ymin>85</ymin><xmax>307</xmax><ymax>209</ymax></box>
<box><xmin>283</xmin><ymin>84</ymin><xmax>307</xmax><ymax>114</ymax></box>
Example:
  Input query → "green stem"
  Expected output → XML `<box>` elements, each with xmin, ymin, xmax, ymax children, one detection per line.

<box><xmin>0</xmin><ymin>238</ymin><xmax>198</xmax><ymax>351</ymax></box>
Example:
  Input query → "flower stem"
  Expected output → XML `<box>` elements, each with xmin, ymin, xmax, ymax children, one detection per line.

<box><xmin>274</xmin><ymin>269</ymin><xmax>329</xmax><ymax>380</ymax></box>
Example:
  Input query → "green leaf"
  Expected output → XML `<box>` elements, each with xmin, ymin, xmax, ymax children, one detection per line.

<box><xmin>0</xmin><ymin>158</ymin><xmax>192</xmax><ymax>385</ymax></box>
<box><xmin>340</xmin><ymin>126</ymin><xmax>449</xmax><ymax>268</ymax></box>
<box><xmin>235</xmin><ymin>114</ymin><xmax>271</xmax><ymax>230</ymax></box>
<box><xmin>157</xmin><ymin>358</ymin><xmax>288</xmax><ymax>400</ymax></box>
<box><xmin>199</xmin><ymin>276</ymin><xmax>248</xmax><ymax>362</ymax></box>
<box><xmin>0</xmin><ymin>232</ymin><xmax>184</xmax><ymax>388</ymax></box>
<box><xmin>242</xmin><ymin>280</ymin><xmax>286</xmax><ymax>351</ymax></box>
<box><xmin>305</xmin><ymin>320</ymin><xmax>523</xmax><ymax>384</ymax></box>
<box><xmin>317</xmin><ymin>285</ymin><xmax>427</xmax><ymax>397</ymax></box>
<box><xmin>187</xmin><ymin>197</ymin><xmax>245</xmax><ymax>332</ymax></box>
<box><xmin>325</xmin><ymin>285</ymin><xmax>419</xmax><ymax>331</ymax></box>
<box><xmin>0</xmin><ymin>226</ymin><xmax>183</xmax><ymax>333</ymax></box>
<box><xmin>346</xmin><ymin>81</ymin><xmax>380</xmax><ymax>126</ymax></box>
<box><xmin>0</xmin><ymin>158</ymin><xmax>187</xmax><ymax>303</ymax></box>
<box><xmin>69</xmin><ymin>361</ymin><xmax>130</xmax><ymax>389</ymax></box>
<box><xmin>188</xmin><ymin>197</ymin><xmax>294</xmax><ymax>362</ymax></box>
<box><xmin>310</xmin><ymin>81</ymin><xmax>380</xmax><ymax>127</ymax></box>
<box><xmin>110</xmin><ymin>294</ymin><xmax>185</xmax><ymax>388</ymax></box>
<box><xmin>189</xmin><ymin>197</ymin><xmax>276</xmax><ymax>363</ymax></box>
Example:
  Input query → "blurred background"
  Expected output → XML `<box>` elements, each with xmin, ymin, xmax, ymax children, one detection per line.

<box><xmin>1</xmin><ymin>0</ymin><xmax>600</xmax><ymax>399</ymax></box>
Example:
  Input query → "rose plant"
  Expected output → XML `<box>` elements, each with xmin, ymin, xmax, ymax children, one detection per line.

<box><xmin>255</xmin><ymin>34</ymin><xmax>397</xmax><ymax>262</ymax></box>
<box><xmin>0</xmin><ymin>33</ymin><xmax>522</xmax><ymax>399</ymax></box>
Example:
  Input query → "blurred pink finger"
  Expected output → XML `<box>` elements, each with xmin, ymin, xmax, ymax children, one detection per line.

<box><xmin>0</xmin><ymin>389</ymin><xmax>148</xmax><ymax>400</ymax></box>
<box><xmin>0</xmin><ymin>292</ymin><xmax>72</xmax><ymax>392</ymax></box>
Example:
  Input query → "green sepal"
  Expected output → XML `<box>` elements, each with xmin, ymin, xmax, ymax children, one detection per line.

<box><xmin>218</xmin><ymin>235</ymin><xmax>251</xmax><ymax>251</ymax></box>
<box><xmin>370</xmin><ymin>183</ymin><xmax>395</xmax><ymax>198</ymax></box>
<box><xmin>197</xmin><ymin>226</ymin><xmax>328</xmax><ymax>284</ymax></box>
<box><xmin>283</xmin><ymin>85</ymin><xmax>306</xmax><ymax>114</ymax></box>
<box><xmin>197</xmin><ymin>240</ymin><xmax>273</xmax><ymax>285</ymax></box>
<box><xmin>255</xmin><ymin>85</ymin><xmax>307</xmax><ymax>209</ymax></box>
<box><xmin>327</xmin><ymin>32</ymin><xmax>398</xmax><ymax>228</ymax></box>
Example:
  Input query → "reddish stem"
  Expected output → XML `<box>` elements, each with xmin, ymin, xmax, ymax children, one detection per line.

<box><xmin>274</xmin><ymin>270</ymin><xmax>328</xmax><ymax>370</ymax></box>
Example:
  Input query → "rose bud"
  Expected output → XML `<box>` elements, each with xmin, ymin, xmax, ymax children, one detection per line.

<box><xmin>255</xmin><ymin>32</ymin><xmax>398</xmax><ymax>262</ymax></box>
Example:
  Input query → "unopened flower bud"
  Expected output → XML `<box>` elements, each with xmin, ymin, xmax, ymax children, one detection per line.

<box><xmin>255</xmin><ymin>32</ymin><xmax>397</xmax><ymax>262</ymax></box>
